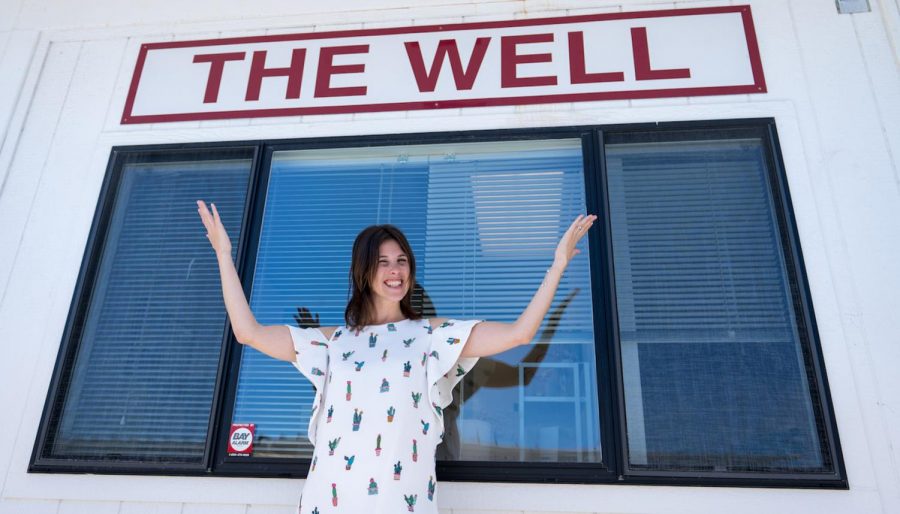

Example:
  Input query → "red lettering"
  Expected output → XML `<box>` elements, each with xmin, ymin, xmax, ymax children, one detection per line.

<box><xmin>245</xmin><ymin>49</ymin><xmax>306</xmax><ymax>101</ymax></box>
<box><xmin>500</xmin><ymin>33</ymin><xmax>557</xmax><ymax>88</ymax></box>
<box><xmin>567</xmin><ymin>32</ymin><xmax>624</xmax><ymax>84</ymax></box>
<box><xmin>192</xmin><ymin>52</ymin><xmax>246</xmax><ymax>103</ymax></box>
<box><xmin>404</xmin><ymin>38</ymin><xmax>490</xmax><ymax>92</ymax></box>
<box><xmin>315</xmin><ymin>45</ymin><xmax>369</xmax><ymax>98</ymax></box>
<box><xmin>631</xmin><ymin>27</ymin><xmax>691</xmax><ymax>80</ymax></box>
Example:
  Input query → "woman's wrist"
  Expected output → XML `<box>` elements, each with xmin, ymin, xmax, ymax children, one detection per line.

<box><xmin>216</xmin><ymin>248</ymin><xmax>234</xmax><ymax>262</ymax></box>
<box><xmin>548</xmin><ymin>261</ymin><xmax>567</xmax><ymax>274</ymax></box>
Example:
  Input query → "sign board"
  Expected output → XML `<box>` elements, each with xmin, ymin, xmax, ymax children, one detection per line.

<box><xmin>122</xmin><ymin>6</ymin><xmax>765</xmax><ymax>124</ymax></box>
<box><xmin>228</xmin><ymin>423</ymin><xmax>255</xmax><ymax>457</ymax></box>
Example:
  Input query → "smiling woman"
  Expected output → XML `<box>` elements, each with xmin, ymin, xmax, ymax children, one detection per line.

<box><xmin>344</xmin><ymin>225</ymin><xmax>420</xmax><ymax>331</ymax></box>
<box><xmin>199</xmin><ymin>201</ymin><xmax>592</xmax><ymax>512</ymax></box>
<box><xmin>196</xmin><ymin>143</ymin><xmax>595</xmax><ymax>513</ymax></box>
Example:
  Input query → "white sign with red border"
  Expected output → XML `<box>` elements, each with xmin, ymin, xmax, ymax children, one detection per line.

<box><xmin>122</xmin><ymin>6</ymin><xmax>765</xmax><ymax>124</ymax></box>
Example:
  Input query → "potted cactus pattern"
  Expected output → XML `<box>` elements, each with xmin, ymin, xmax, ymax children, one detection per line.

<box><xmin>289</xmin><ymin>318</ymin><xmax>482</xmax><ymax>513</ymax></box>
<box><xmin>440</xmin><ymin>321</ymin><xmax>454</xmax><ymax>328</ymax></box>
<box><xmin>333</xmin><ymin>329</ymin><xmax>342</xmax><ymax>339</ymax></box>
<box><xmin>404</xmin><ymin>493</ymin><xmax>417</xmax><ymax>512</ymax></box>
<box><xmin>311</xmin><ymin>367</ymin><xmax>325</xmax><ymax>376</ymax></box>
<box><xmin>387</xmin><ymin>323</ymin><xmax>396</xmax><ymax>332</ymax></box>
<box><xmin>352</xmin><ymin>408</ymin><xmax>363</xmax><ymax>431</ymax></box>
<box><xmin>328</xmin><ymin>437</ymin><xmax>341</xmax><ymax>456</ymax></box>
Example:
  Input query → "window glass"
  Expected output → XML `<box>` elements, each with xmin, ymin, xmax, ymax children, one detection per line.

<box><xmin>44</xmin><ymin>152</ymin><xmax>252</xmax><ymax>462</ymax></box>
<box><xmin>233</xmin><ymin>139</ymin><xmax>602</xmax><ymax>463</ymax></box>
<box><xmin>606</xmin><ymin>137</ymin><xmax>831</xmax><ymax>472</ymax></box>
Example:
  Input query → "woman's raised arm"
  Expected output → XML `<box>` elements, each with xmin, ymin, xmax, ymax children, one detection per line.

<box><xmin>461</xmin><ymin>214</ymin><xmax>597</xmax><ymax>358</ymax></box>
<box><xmin>197</xmin><ymin>200</ymin><xmax>295</xmax><ymax>362</ymax></box>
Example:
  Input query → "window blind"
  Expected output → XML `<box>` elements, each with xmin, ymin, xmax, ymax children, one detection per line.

<box><xmin>45</xmin><ymin>155</ymin><xmax>251</xmax><ymax>462</ymax></box>
<box><xmin>607</xmin><ymin>139</ymin><xmax>828</xmax><ymax>472</ymax></box>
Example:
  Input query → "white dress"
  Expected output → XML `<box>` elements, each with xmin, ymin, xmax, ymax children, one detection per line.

<box><xmin>287</xmin><ymin>317</ymin><xmax>482</xmax><ymax>514</ymax></box>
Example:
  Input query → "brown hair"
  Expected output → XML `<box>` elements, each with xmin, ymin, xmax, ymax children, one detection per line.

<box><xmin>345</xmin><ymin>224</ymin><xmax>421</xmax><ymax>331</ymax></box>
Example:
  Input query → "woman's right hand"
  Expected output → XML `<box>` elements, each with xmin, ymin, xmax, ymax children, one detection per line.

<box><xmin>197</xmin><ymin>200</ymin><xmax>232</xmax><ymax>256</ymax></box>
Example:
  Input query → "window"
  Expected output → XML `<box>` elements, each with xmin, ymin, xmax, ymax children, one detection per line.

<box><xmin>232</xmin><ymin>140</ymin><xmax>601</xmax><ymax>466</ymax></box>
<box><xmin>32</xmin><ymin>121</ymin><xmax>845</xmax><ymax>487</ymax></box>
<box><xmin>32</xmin><ymin>148</ymin><xmax>254</xmax><ymax>469</ymax></box>
<box><xmin>605</xmin><ymin>129</ymin><xmax>834</xmax><ymax>475</ymax></box>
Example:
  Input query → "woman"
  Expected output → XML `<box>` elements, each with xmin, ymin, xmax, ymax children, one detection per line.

<box><xmin>196</xmin><ymin>199</ymin><xmax>595</xmax><ymax>513</ymax></box>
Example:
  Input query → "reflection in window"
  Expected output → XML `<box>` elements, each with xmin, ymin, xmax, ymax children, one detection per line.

<box><xmin>607</xmin><ymin>138</ymin><xmax>831</xmax><ymax>473</ymax></box>
<box><xmin>232</xmin><ymin>140</ymin><xmax>601</xmax><ymax>463</ymax></box>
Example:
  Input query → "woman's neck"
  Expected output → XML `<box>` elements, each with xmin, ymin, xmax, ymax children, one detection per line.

<box><xmin>371</xmin><ymin>299</ymin><xmax>404</xmax><ymax>325</ymax></box>
<box><xmin>370</xmin><ymin>311</ymin><xmax>406</xmax><ymax>325</ymax></box>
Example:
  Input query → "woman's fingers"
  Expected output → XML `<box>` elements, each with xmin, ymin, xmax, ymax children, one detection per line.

<box><xmin>567</xmin><ymin>214</ymin><xmax>594</xmax><ymax>240</ymax></box>
<box><xmin>560</xmin><ymin>215</ymin><xmax>583</xmax><ymax>244</ymax></box>
<box><xmin>196</xmin><ymin>200</ymin><xmax>212</xmax><ymax>229</ymax></box>
<box><xmin>567</xmin><ymin>214</ymin><xmax>584</xmax><ymax>234</ymax></box>
<box><xmin>196</xmin><ymin>200</ymin><xmax>224</xmax><ymax>231</ymax></box>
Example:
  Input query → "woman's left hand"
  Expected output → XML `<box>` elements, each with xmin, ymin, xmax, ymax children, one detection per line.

<box><xmin>553</xmin><ymin>214</ymin><xmax>598</xmax><ymax>269</ymax></box>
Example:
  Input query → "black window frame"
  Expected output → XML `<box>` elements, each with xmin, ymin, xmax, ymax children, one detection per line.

<box><xmin>30</xmin><ymin>118</ymin><xmax>847</xmax><ymax>489</ymax></box>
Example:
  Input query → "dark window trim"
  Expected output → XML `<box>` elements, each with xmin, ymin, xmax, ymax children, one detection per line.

<box><xmin>29</xmin><ymin>145</ymin><xmax>260</xmax><ymax>475</ymax></box>
<box><xmin>30</xmin><ymin>119</ymin><xmax>846</xmax><ymax>489</ymax></box>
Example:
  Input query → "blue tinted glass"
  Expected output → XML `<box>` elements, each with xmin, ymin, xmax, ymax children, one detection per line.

<box><xmin>48</xmin><ymin>155</ymin><xmax>251</xmax><ymax>462</ymax></box>
<box><xmin>607</xmin><ymin>139</ymin><xmax>829</xmax><ymax>472</ymax></box>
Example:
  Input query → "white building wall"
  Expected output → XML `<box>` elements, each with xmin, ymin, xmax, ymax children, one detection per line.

<box><xmin>0</xmin><ymin>1</ymin><xmax>897</xmax><ymax>513</ymax></box>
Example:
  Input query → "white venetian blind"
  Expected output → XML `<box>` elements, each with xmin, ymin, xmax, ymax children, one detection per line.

<box><xmin>607</xmin><ymin>138</ymin><xmax>827</xmax><ymax>472</ymax></box>
<box><xmin>46</xmin><ymin>155</ymin><xmax>251</xmax><ymax>462</ymax></box>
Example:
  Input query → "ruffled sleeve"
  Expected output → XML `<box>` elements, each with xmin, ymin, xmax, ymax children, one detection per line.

<box><xmin>286</xmin><ymin>325</ymin><xmax>330</xmax><ymax>444</ymax></box>
<box><xmin>425</xmin><ymin>319</ymin><xmax>483</xmax><ymax>425</ymax></box>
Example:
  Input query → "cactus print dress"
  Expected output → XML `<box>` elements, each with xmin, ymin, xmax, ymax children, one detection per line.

<box><xmin>287</xmin><ymin>318</ymin><xmax>482</xmax><ymax>514</ymax></box>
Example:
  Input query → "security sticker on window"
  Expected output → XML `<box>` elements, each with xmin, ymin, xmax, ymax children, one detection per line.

<box><xmin>228</xmin><ymin>423</ymin><xmax>255</xmax><ymax>457</ymax></box>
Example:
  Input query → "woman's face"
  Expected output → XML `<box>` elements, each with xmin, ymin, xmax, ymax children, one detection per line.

<box><xmin>370</xmin><ymin>239</ymin><xmax>410</xmax><ymax>302</ymax></box>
